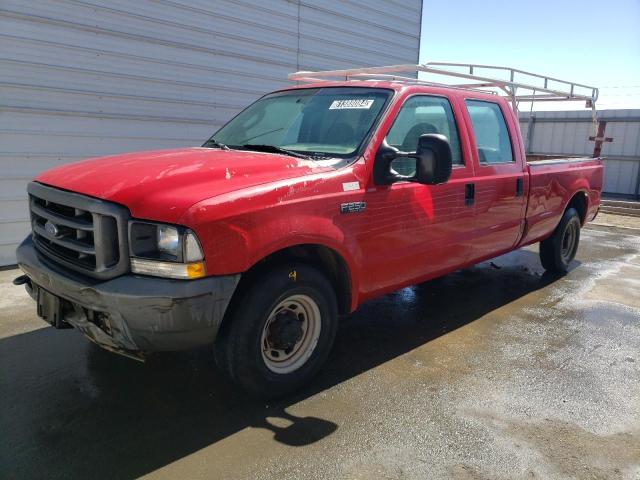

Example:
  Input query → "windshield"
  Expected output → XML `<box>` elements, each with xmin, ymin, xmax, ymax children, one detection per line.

<box><xmin>206</xmin><ymin>87</ymin><xmax>392</xmax><ymax>159</ymax></box>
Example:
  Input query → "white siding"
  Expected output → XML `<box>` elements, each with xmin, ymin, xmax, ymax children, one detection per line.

<box><xmin>519</xmin><ymin>109</ymin><xmax>640</xmax><ymax>197</ymax></box>
<box><xmin>0</xmin><ymin>0</ymin><xmax>422</xmax><ymax>265</ymax></box>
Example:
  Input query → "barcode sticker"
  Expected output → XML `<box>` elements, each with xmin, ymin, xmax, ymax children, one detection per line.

<box><xmin>329</xmin><ymin>99</ymin><xmax>374</xmax><ymax>110</ymax></box>
<box><xmin>342</xmin><ymin>181</ymin><xmax>360</xmax><ymax>191</ymax></box>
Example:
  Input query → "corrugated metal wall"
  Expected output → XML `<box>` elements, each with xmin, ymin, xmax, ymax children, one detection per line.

<box><xmin>0</xmin><ymin>0</ymin><xmax>423</xmax><ymax>265</ymax></box>
<box><xmin>519</xmin><ymin>109</ymin><xmax>640</xmax><ymax>198</ymax></box>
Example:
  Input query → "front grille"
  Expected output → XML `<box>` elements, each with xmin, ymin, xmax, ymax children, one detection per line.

<box><xmin>28</xmin><ymin>182</ymin><xmax>130</xmax><ymax>280</ymax></box>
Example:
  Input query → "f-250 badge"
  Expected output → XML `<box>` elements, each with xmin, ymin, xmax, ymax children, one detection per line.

<box><xmin>340</xmin><ymin>202</ymin><xmax>366</xmax><ymax>214</ymax></box>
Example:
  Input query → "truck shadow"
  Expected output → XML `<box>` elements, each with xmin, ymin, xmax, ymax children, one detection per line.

<box><xmin>1</xmin><ymin>249</ymin><xmax>571</xmax><ymax>479</ymax></box>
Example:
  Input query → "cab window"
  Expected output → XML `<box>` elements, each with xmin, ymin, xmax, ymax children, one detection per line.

<box><xmin>385</xmin><ymin>96</ymin><xmax>462</xmax><ymax>176</ymax></box>
<box><xmin>465</xmin><ymin>100</ymin><xmax>514</xmax><ymax>164</ymax></box>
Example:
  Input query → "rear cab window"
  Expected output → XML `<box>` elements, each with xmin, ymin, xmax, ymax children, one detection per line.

<box><xmin>465</xmin><ymin>100</ymin><xmax>514</xmax><ymax>164</ymax></box>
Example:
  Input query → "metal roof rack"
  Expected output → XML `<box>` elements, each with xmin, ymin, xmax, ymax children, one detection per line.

<box><xmin>289</xmin><ymin>62</ymin><xmax>599</xmax><ymax>121</ymax></box>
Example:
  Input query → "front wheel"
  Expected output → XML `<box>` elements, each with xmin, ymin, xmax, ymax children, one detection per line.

<box><xmin>214</xmin><ymin>264</ymin><xmax>338</xmax><ymax>398</ymax></box>
<box><xmin>539</xmin><ymin>207</ymin><xmax>581</xmax><ymax>274</ymax></box>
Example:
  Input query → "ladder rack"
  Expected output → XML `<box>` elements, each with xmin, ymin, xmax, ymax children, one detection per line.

<box><xmin>289</xmin><ymin>62</ymin><xmax>599</xmax><ymax>121</ymax></box>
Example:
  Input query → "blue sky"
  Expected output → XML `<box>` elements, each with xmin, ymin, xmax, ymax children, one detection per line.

<box><xmin>419</xmin><ymin>0</ymin><xmax>640</xmax><ymax>110</ymax></box>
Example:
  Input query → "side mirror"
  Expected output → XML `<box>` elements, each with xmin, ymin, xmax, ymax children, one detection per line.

<box><xmin>414</xmin><ymin>134</ymin><xmax>453</xmax><ymax>185</ymax></box>
<box><xmin>373</xmin><ymin>133</ymin><xmax>453</xmax><ymax>185</ymax></box>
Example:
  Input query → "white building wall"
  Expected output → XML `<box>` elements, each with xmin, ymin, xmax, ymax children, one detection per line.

<box><xmin>0</xmin><ymin>0</ymin><xmax>423</xmax><ymax>265</ymax></box>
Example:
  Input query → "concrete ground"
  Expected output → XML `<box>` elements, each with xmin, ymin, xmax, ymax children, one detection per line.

<box><xmin>592</xmin><ymin>211</ymin><xmax>640</xmax><ymax>230</ymax></box>
<box><xmin>1</xmin><ymin>221</ymin><xmax>639</xmax><ymax>480</ymax></box>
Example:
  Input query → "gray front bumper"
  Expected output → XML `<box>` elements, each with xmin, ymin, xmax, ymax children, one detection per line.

<box><xmin>16</xmin><ymin>236</ymin><xmax>240</xmax><ymax>356</ymax></box>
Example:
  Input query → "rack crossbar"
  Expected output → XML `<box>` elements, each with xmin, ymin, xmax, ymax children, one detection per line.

<box><xmin>288</xmin><ymin>62</ymin><xmax>599</xmax><ymax>115</ymax></box>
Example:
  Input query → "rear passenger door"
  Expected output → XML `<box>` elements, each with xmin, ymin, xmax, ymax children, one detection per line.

<box><xmin>463</xmin><ymin>99</ymin><xmax>527</xmax><ymax>261</ymax></box>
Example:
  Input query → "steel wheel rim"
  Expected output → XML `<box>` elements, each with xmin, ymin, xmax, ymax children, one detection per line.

<box><xmin>260</xmin><ymin>294</ymin><xmax>321</xmax><ymax>374</ymax></box>
<box><xmin>561</xmin><ymin>220</ymin><xmax>578</xmax><ymax>263</ymax></box>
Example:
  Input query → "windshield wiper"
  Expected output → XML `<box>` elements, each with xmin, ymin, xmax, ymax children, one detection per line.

<box><xmin>203</xmin><ymin>139</ymin><xmax>230</xmax><ymax>150</ymax></box>
<box><xmin>241</xmin><ymin>144</ymin><xmax>311</xmax><ymax>159</ymax></box>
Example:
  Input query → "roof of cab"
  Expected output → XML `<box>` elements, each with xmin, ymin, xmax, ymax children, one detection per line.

<box><xmin>278</xmin><ymin>79</ymin><xmax>505</xmax><ymax>103</ymax></box>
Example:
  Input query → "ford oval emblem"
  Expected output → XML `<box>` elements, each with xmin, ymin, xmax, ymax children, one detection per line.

<box><xmin>44</xmin><ymin>221</ymin><xmax>60</xmax><ymax>237</ymax></box>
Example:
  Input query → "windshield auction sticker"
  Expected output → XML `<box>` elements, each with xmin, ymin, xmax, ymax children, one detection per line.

<box><xmin>329</xmin><ymin>99</ymin><xmax>374</xmax><ymax>110</ymax></box>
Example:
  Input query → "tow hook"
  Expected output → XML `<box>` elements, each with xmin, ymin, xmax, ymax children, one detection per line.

<box><xmin>13</xmin><ymin>274</ymin><xmax>29</xmax><ymax>286</ymax></box>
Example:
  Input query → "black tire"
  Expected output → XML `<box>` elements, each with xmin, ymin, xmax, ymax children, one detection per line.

<box><xmin>214</xmin><ymin>264</ymin><xmax>338</xmax><ymax>398</ymax></box>
<box><xmin>539</xmin><ymin>207</ymin><xmax>581</xmax><ymax>274</ymax></box>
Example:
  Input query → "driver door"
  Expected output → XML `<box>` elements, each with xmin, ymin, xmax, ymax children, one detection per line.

<box><xmin>359</xmin><ymin>94</ymin><xmax>477</xmax><ymax>297</ymax></box>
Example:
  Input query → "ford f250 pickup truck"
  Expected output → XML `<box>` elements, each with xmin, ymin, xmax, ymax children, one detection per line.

<box><xmin>15</xmin><ymin>63</ymin><xmax>603</xmax><ymax>397</ymax></box>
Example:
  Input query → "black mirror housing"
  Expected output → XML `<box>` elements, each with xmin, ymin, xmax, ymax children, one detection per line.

<box><xmin>414</xmin><ymin>134</ymin><xmax>453</xmax><ymax>185</ymax></box>
<box><xmin>373</xmin><ymin>134</ymin><xmax>453</xmax><ymax>186</ymax></box>
<box><xmin>373</xmin><ymin>140</ymin><xmax>401</xmax><ymax>185</ymax></box>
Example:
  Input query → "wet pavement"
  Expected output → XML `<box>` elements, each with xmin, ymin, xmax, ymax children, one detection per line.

<box><xmin>1</xmin><ymin>223</ymin><xmax>639</xmax><ymax>480</ymax></box>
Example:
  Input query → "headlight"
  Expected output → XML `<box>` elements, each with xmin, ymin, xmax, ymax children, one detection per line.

<box><xmin>158</xmin><ymin>225</ymin><xmax>180</xmax><ymax>256</ymax></box>
<box><xmin>129</xmin><ymin>221</ymin><xmax>205</xmax><ymax>279</ymax></box>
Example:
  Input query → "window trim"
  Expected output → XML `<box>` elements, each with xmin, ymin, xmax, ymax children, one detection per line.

<box><xmin>464</xmin><ymin>98</ymin><xmax>516</xmax><ymax>166</ymax></box>
<box><xmin>383</xmin><ymin>93</ymin><xmax>466</xmax><ymax>167</ymax></box>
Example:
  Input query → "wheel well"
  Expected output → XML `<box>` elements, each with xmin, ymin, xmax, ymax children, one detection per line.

<box><xmin>567</xmin><ymin>191</ymin><xmax>588</xmax><ymax>225</ymax></box>
<box><xmin>225</xmin><ymin>244</ymin><xmax>352</xmax><ymax>321</ymax></box>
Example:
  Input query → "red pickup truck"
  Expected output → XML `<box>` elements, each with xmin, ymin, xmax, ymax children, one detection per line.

<box><xmin>15</xmin><ymin>64</ymin><xmax>603</xmax><ymax>397</ymax></box>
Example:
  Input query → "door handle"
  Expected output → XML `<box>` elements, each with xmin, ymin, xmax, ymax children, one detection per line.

<box><xmin>465</xmin><ymin>183</ymin><xmax>475</xmax><ymax>206</ymax></box>
<box><xmin>516</xmin><ymin>177</ymin><xmax>524</xmax><ymax>197</ymax></box>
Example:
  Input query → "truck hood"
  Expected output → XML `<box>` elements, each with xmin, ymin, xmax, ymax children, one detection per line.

<box><xmin>35</xmin><ymin>147</ymin><xmax>333</xmax><ymax>223</ymax></box>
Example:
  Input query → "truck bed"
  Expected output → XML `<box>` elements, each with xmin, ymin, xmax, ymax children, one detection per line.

<box><xmin>520</xmin><ymin>156</ymin><xmax>604</xmax><ymax>246</ymax></box>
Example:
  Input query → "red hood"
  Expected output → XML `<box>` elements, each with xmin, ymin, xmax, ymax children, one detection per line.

<box><xmin>35</xmin><ymin>148</ymin><xmax>332</xmax><ymax>223</ymax></box>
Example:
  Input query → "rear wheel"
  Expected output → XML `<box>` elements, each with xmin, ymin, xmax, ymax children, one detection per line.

<box><xmin>214</xmin><ymin>264</ymin><xmax>338</xmax><ymax>398</ymax></box>
<box><xmin>540</xmin><ymin>207</ymin><xmax>581</xmax><ymax>274</ymax></box>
